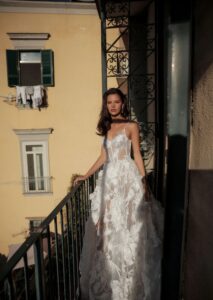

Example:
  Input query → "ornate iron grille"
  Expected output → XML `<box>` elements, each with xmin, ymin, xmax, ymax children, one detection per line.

<box><xmin>102</xmin><ymin>0</ymin><xmax>157</xmax><ymax>186</ymax></box>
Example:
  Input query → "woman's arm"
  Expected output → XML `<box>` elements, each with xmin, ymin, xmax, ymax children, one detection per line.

<box><xmin>73</xmin><ymin>144</ymin><xmax>106</xmax><ymax>185</ymax></box>
<box><xmin>84</xmin><ymin>144</ymin><xmax>106</xmax><ymax>179</ymax></box>
<box><xmin>129</xmin><ymin>122</ymin><xmax>146</xmax><ymax>177</ymax></box>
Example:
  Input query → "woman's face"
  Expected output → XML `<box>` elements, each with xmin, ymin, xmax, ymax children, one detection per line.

<box><xmin>106</xmin><ymin>93</ymin><xmax>123</xmax><ymax>117</ymax></box>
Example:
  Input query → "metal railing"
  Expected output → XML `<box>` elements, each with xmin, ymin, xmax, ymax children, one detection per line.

<box><xmin>0</xmin><ymin>174</ymin><xmax>97</xmax><ymax>300</ymax></box>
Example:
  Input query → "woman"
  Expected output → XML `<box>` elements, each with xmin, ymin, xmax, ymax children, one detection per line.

<box><xmin>74</xmin><ymin>88</ymin><xmax>163</xmax><ymax>300</ymax></box>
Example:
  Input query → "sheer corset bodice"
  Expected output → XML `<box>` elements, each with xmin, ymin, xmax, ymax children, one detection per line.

<box><xmin>104</xmin><ymin>127</ymin><xmax>131</xmax><ymax>163</ymax></box>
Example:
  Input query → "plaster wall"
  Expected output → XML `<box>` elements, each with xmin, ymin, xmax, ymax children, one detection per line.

<box><xmin>0</xmin><ymin>11</ymin><xmax>101</xmax><ymax>254</ymax></box>
<box><xmin>185</xmin><ymin>1</ymin><xmax>213</xmax><ymax>299</ymax></box>
<box><xmin>189</xmin><ymin>0</ymin><xmax>213</xmax><ymax>169</ymax></box>
<box><xmin>189</xmin><ymin>64</ymin><xmax>213</xmax><ymax>168</ymax></box>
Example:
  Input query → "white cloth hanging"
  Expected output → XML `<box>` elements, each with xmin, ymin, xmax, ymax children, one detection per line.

<box><xmin>16</xmin><ymin>86</ymin><xmax>27</xmax><ymax>105</ymax></box>
<box><xmin>25</xmin><ymin>86</ymin><xmax>34</xmax><ymax>100</ymax></box>
<box><xmin>15</xmin><ymin>85</ymin><xmax>44</xmax><ymax>108</ymax></box>
<box><xmin>32</xmin><ymin>85</ymin><xmax>43</xmax><ymax>108</ymax></box>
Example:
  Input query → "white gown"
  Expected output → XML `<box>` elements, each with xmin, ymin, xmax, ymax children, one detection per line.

<box><xmin>79</xmin><ymin>126</ymin><xmax>164</xmax><ymax>300</ymax></box>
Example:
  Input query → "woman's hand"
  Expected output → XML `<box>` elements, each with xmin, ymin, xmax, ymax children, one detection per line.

<box><xmin>73</xmin><ymin>175</ymin><xmax>87</xmax><ymax>186</ymax></box>
<box><xmin>142</xmin><ymin>176</ymin><xmax>151</xmax><ymax>202</ymax></box>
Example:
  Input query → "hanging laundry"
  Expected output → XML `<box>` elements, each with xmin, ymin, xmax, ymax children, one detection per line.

<box><xmin>15</xmin><ymin>85</ymin><xmax>44</xmax><ymax>109</ymax></box>
<box><xmin>25</xmin><ymin>86</ymin><xmax>34</xmax><ymax>101</ymax></box>
<box><xmin>16</xmin><ymin>86</ymin><xmax>27</xmax><ymax>105</ymax></box>
<box><xmin>32</xmin><ymin>85</ymin><xmax>44</xmax><ymax>109</ymax></box>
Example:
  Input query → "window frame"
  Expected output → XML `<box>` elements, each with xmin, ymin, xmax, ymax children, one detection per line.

<box><xmin>26</xmin><ymin>217</ymin><xmax>45</xmax><ymax>234</ymax></box>
<box><xmin>14</xmin><ymin>128</ymin><xmax>53</xmax><ymax>195</ymax></box>
<box><xmin>22</xmin><ymin>141</ymin><xmax>50</xmax><ymax>193</ymax></box>
<box><xmin>6</xmin><ymin>49</ymin><xmax>54</xmax><ymax>87</ymax></box>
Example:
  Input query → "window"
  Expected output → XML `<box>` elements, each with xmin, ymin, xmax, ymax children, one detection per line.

<box><xmin>14</xmin><ymin>128</ymin><xmax>53</xmax><ymax>194</ymax></box>
<box><xmin>26</xmin><ymin>217</ymin><xmax>45</xmax><ymax>234</ymax></box>
<box><xmin>20</xmin><ymin>51</ymin><xmax>42</xmax><ymax>86</ymax></box>
<box><xmin>6</xmin><ymin>49</ymin><xmax>54</xmax><ymax>87</ymax></box>
<box><xmin>22</xmin><ymin>141</ymin><xmax>50</xmax><ymax>193</ymax></box>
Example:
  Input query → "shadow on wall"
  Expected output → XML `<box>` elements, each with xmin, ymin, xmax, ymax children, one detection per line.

<box><xmin>193</xmin><ymin>0</ymin><xmax>213</xmax><ymax>86</ymax></box>
<box><xmin>184</xmin><ymin>170</ymin><xmax>213</xmax><ymax>300</ymax></box>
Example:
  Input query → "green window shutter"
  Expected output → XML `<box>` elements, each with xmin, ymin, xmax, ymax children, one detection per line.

<box><xmin>41</xmin><ymin>50</ymin><xmax>54</xmax><ymax>86</ymax></box>
<box><xmin>6</xmin><ymin>50</ymin><xmax>20</xmax><ymax>87</ymax></box>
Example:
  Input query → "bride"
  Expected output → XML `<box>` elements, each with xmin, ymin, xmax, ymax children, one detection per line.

<box><xmin>74</xmin><ymin>88</ymin><xmax>164</xmax><ymax>300</ymax></box>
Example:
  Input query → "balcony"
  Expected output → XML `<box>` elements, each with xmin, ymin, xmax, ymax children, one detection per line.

<box><xmin>0</xmin><ymin>174</ymin><xmax>97</xmax><ymax>299</ymax></box>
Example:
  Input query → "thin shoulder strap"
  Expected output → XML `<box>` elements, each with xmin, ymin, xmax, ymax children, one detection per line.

<box><xmin>122</xmin><ymin>123</ymin><xmax>130</xmax><ymax>141</ymax></box>
<box><xmin>122</xmin><ymin>122</ymin><xmax>129</xmax><ymax>132</ymax></box>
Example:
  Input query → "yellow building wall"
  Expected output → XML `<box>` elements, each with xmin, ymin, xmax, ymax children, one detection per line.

<box><xmin>0</xmin><ymin>11</ymin><xmax>102</xmax><ymax>255</ymax></box>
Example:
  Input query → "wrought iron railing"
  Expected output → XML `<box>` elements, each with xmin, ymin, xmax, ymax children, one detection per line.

<box><xmin>0</xmin><ymin>174</ymin><xmax>97</xmax><ymax>300</ymax></box>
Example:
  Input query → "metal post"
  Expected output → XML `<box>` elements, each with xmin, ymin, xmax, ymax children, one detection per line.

<box><xmin>23</xmin><ymin>253</ymin><xmax>30</xmax><ymax>300</ymax></box>
<box><xmin>161</xmin><ymin>0</ymin><xmax>192</xmax><ymax>299</ymax></box>
<box><xmin>100</xmin><ymin>2</ymin><xmax>107</xmax><ymax>94</ymax></box>
<box><xmin>33</xmin><ymin>235</ymin><xmax>46</xmax><ymax>300</ymax></box>
<box><xmin>60</xmin><ymin>209</ymin><xmax>67</xmax><ymax>300</ymax></box>
<box><xmin>6</xmin><ymin>273</ymin><xmax>15</xmax><ymax>300</ymax></box>
<box><xmin>54</xmin><ymin>216</ymin><xmax>61</xmax><ymax>300</ymax></box>
<box><xmin>155</xmin><ymin>0</ymin><xmax>166</xmax><ymax>202</ymax></box>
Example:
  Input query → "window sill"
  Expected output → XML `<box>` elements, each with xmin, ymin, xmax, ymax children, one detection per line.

<box><xmin>23</xmin><ymin>192</ymin><xmax>53</xmax><ymax>197</ymax></box>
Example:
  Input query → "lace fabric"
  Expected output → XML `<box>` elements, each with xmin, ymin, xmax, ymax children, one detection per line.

<box><xmin>79</xmin><ymin>128</ymin><xmax>164</xmax><ymax>300</ymax></box>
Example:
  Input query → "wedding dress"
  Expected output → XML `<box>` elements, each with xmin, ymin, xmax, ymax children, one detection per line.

<box><xmin>79</xmin><ymin>125</ymin><xmax>164</xmax><ymax>300</ymax></box>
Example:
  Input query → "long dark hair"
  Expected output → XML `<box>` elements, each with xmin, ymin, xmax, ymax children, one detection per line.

<box><xmin>96</xmin><ymin>88</ymin><xmax>130</xmax><ymax>136</ymax></box>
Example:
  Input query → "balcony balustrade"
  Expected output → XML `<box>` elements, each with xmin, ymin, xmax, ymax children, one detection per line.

<box><xmin>0</xmin><ymin>174</ymin><xmax>97</xmax><ymax>300</ymax></box>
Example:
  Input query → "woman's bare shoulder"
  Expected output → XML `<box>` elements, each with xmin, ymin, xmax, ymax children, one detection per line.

<box><xmin>127</xmin><ymin>120</ymin><xmax>140</xmax><ymax>131</ymax></box>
